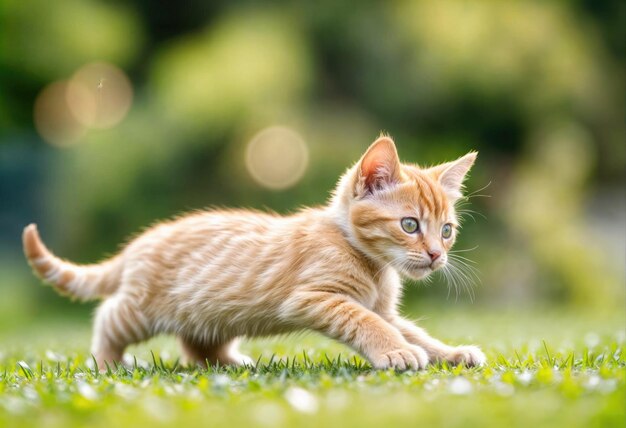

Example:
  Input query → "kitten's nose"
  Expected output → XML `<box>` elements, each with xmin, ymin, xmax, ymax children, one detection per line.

<box><xmin>428</xmin><ymin>250</ymin><xmax>441</xmax><ymax>262</ymax></box>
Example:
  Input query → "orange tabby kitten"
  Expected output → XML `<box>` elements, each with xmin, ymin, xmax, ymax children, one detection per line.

<box><xmin>23</xmin><ymin>136</ymin><xmax>485</xmax><ymax>371</ymax></box>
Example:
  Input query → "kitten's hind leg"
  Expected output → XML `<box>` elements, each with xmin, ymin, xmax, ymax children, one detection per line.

<box><xmin>220</xmin><ymin>338</ymin><xmax>254</xmax><ymax>367</ymax></box>
<box><xmin>91</xmin><ymin>295</ymin><xmax>150</xmax><ymax>371</ymax></box>
<box><xmin>178</xmin><ymin>337</ymin><xmax>253</xmax><ymax>368</ymax></box>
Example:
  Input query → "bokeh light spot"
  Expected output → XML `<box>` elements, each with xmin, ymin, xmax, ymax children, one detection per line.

<box><xmin>245</xmin><ymin>126</ymin><xmax>309</xmax><ymax>190</ymax></box>
<box><xmin>66</xmin><ymin>62</ymin><xmax>133</xmax><ymax>129</ymax></box>
<box><xmin>34</xmin><ymin>81</ymin><xmax>87</xmax><ymax>147</ymax></box>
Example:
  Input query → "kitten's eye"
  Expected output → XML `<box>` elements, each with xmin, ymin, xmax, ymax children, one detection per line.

<box><xmin>401</xmin><ymin>217</ymin><xmax>419</xmax><ymax>234</ymax></box>
<box><xmin>442</xmin><ymin>223</ymin><xmax>453</xmax><ymax>239</ymax></box>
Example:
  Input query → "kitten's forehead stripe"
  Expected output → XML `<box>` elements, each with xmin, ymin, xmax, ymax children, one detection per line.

<box><xmin>410</xmin><ymin>171</ymin><xmax>446</xmax><ymax>219</ymax></box>
<box><xmin>415</xmin><ymin>176</ymin><xmax>433</xmax><ymax>214</ymax></box>
<box><xmin>428</xmin><ymin>176</ymin><xmax>446</xmax><ymax>218</ymax></box>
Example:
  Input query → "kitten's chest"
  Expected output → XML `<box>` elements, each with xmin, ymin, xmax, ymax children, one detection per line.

<box><xmin>354</xmin><ymin>286</ymin><xmax>379</xmax><ymax>311</ymax></box>
<box><xmin>370</xmin><ymin>267</ymin><xmax>403</xmax><ymax>314</ymax></box>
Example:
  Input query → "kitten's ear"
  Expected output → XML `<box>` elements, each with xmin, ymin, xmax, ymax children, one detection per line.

<box><xmin>429</xmin><ymin>151</ymin><xmax>477</xmax><ymax>201</ymax></box>
<box><xmin>356</xmin><ymin>136</ymin><xmax>402</xmax><ymax>196</ymax></box>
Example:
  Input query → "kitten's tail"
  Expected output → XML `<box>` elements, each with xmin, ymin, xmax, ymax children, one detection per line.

<box><xmin>22</xmin><ymin>224</ymin><xmax>123</xmax><ymax>301</ymax></box>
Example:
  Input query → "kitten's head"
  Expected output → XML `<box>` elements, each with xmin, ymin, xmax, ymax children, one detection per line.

<box><xmin>335</xmin><ymin>136</ymin><xmax>476</xmax><ymax>280</ymax></box>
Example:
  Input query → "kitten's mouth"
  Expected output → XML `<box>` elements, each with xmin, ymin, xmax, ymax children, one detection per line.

<box><xmin>399</xmin><ymin>260</ymin><xmax>433</xmax><ymax>280</ymax></box>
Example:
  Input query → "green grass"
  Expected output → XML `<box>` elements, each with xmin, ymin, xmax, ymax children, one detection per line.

<box><xmin>1</xmin><ymin>307</ymin><xmax>624</xmax><ymax>428</ymax></box>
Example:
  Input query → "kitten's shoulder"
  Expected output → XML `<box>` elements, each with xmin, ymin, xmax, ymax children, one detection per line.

<box><xmin>296</xmin><ymin>208</ymin><xmax>374</xmax><ymax>267</ymax></box>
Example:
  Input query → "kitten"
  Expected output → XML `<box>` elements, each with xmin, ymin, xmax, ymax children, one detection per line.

<box><xmin>23</xmin><ymin>136</ymin><xmax>485</xmax><ymax>371</ymax></box>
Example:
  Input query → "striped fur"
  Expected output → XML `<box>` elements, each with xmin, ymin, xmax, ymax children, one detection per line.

<box><xmin>23</xmin><ymin>136</ymin><xmax>485</xmax><ymax>370</ymax></box>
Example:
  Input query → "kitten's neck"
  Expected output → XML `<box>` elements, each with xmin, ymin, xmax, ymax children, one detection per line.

<box><xmin>324</xmin><ymin>200</ymin><xmax>397</xmax><ymax>281</ymax></box>
<box><xmin>324</xmin><ymin>164</ymin><xmax>403</xmax><ymax>281</ymax></box>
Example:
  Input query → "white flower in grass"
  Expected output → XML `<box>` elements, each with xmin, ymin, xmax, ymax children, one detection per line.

<box><xmin>584</xmin><ymin>333</ymin><xmax>600</xmax><ymax>348</ymax></box>
<box><xmin>142</xmin><ymin>397</ymin><xmax>174</xmax><ymax>423</ymax></box>
<box><xmin>493</xmin><ymin>381</ymin><xmax>515</xmax><ymax>396</ymax></box>
<box><xmin>17</xmin><ymin>361</ymin><xmax>31</xmax><ymax>371</ymax></box>
<box><xmin>285</xmin><ymin>387</ymin><xmax>319</xmax><ymax>413</ymax></box>
<box><xmin>45</xmin><ymin>350</ymin><xmax>64</xmax><ymax>362</ymax></box>
<box><xmin>212</xmin><ymin>374</ymin><xmax>231</xmax><ymax>387</ymax></box>
<box><xmin>77</xmin><ymin>382</ymin><xmax>98</xmax><ymax>400</ymax></box>
<box><xmin>585</xmin><ymin>375</ymin><xmax>617</xmax><ymax>394</ymax></box>
<box><xmin>115</xmin><ymin>383</ymin><xmax>139</xmax><ymax>400</ymax></box>
<box><xmin>449</xmin><ymin>377</ymin><xmax>473</xmax><ymax>395</ymax></box>
<box><xmin>164</xmin><ymin>384</ymin><xmax>184</xmax><ymax>396</ymax></box>
<box><xmin>22</xmin><ymin>387</ymin><xmax>40</xmax><ymax>403</ymax></box>
<box><xmin>424</xmin><ymin>378</ymin><xmax>440</xmax><ymax>391</ymax></box>
<box><xmin>585</xmin><ymin>375</ymin><xmax>600</xmax><ymax>389</ymax></box>
<box><xmin>517</xmin><ymin>370</ymin><xmax>533</xmax><ymax>385</ymax></box>
<box><xmin>187</xmin><ymin>389</ymin><xmax>203</xmax><ymax>401</ymax></box>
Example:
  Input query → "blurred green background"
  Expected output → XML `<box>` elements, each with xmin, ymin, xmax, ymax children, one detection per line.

<box><xmin>0</xmin><ymin>0</ymin><xmax>624</xmax><ymax>334</ymax></box>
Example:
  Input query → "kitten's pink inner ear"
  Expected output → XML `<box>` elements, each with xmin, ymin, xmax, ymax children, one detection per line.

<box><xmin>360</xmin><ymin>137</ymin><xmax>401</xmax><ymax>191</ymax></box>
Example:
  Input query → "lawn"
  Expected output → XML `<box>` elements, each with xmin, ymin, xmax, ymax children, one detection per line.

<box><xmin>0</xmin><ymin>305</ymin><xmax>624</xmax><ymax>428</ymax></box>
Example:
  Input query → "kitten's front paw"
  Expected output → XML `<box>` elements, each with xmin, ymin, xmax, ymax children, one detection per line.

<box><xmin>371</xmin><ymin>345</ymin><xmax>429</xmax><ymax>371</ymax></box>
<box><xmin>445</xmin><ymin>345</ymin><xmax>486</xmax><ymax>367</ymax></box>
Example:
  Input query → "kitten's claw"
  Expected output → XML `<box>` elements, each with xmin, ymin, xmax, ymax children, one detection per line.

<box><xmin>372</xmin><ymin>345</ymin><xmax>429</xmax><ymax>371</ymax></box>
<box><xmin>446</xmin><ymin>345</ymin><xmax>486</xmax><ymax>367</ymax></box>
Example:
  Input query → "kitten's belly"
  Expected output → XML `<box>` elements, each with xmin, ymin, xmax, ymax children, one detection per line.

<box><xmin>155</xmin><ymin>287</ymin><xmax>295</xmax><ymax>340</ymax></box>
<box><xmin>156</xmin><ymin>235</ymin><xmax>299</xmax><ymax>339</ymax></box>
